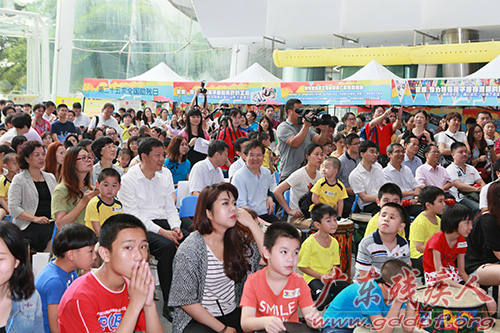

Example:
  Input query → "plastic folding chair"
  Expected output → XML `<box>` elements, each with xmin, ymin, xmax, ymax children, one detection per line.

<box><xmin>179</xmin><ymin>196</ymin><xmax>198</xmax><ymax>218</ymax></box>
<box><xmin>281</xmin><ymin>190</ymin><xmax>291</xmax><ymax>217</ymax></box>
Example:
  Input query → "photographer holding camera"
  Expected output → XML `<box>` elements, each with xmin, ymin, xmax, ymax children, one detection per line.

<box><xmin>364</xmin><ymin>105</ymin><xmax>403</xmax><ymax>166</ymax></box>
<box><xmin>216</xmin><ymin>108</ymin><xmax>247</xmax><ymax>172</ymax></box>
<box><xmin>277</xmin><ymin>98</ymin><xmax>329</xmax><ymax>183</ymax></box>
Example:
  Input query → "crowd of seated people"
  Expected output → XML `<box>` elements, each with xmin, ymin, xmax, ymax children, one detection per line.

<box><xmin>1</xmin><ymin>97</ymin><xmax>500</xmax><ymax>332</ymax></box>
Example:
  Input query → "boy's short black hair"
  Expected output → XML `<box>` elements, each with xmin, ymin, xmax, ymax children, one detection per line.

<box><xmin>234</xmin><ymin>137</ymin><xmax>250</xmax><ymax>153</ymax></box>
<box><xmin>98</xmin><ymin>168</ymin><xmax>121</xmax><ymax>184</ymax></box>
<box><xmin>208</xmin><ymin>140</ymin><xmax>229</xmax><ymax>157</ymax></box>
<box><xmin>57</xmin><ymin>104</ymin><xmax>68</xmax><ymax>110</ymax></box>
<box><xmin>138</xmin><ymin>137</ymin><xmax>163</xmax><ymax>161</ymax></box>
<box><xmin>418</xmin><ymin>185</ymin><xmax>444</xmax><ymax>208</ymax></box>
<box><xmin>2</xmin><ymin>152</ymin><xmax>16</xmax><ymax>165</ymax></box>
<box><xmin>465</xmin><ymin>117</ymin><xmax>477</xmax><ymax>125</ymax></box>
<box><xmin>91</xmin><ymin>136</ymin><xmax>114</xmax><ymax>160</ymax></box>
<box><xmin>311</xmin><ymin>204</ymin><xmax>337</xmax><ymax>223</ymax></box>
<box><xmin>359</xmin><ymin>140</ymin><xmax>378</xmax><ymax>154</ymax></box>
<box><xmin>379</xmin><ymin>258</ymin><xmax>413</xmax><ymax>286</ymax></box>
<box><xmin>52</xmin><ymin>224</ymin><xmax>98</xmax><ymax>258</ymax></box>
<box><xmin>451</xmin><ymin>141</ymin><xmax>466</xmax><ymax>154</ymax></box>
<box><xmin>378</xmin><ymin>183</ymin><xmax>402</xmax><ymax>200</ymax></box>
<box><xmin>243</xmin><ymin>140</ymin><xmax>265</xmax><ymax>155</ymax></box>
<box><xmin>11</xmin><ymin>135</ymin><xmax>27</xmax><ymax>152</ymax></box>
<box><xmin>323</xmin><ymin>156</ymin><xmax>341</xmax><ymax>171</ymax></box>
<box><xmin>11</xmin><ymin>113</ymin><xmax>31</xmax><ymax>129</ymax></box>
<box><xmin>441</xmin><ymin>204</ymin><xmax>472</xmax><ymax>234</ymax></box>
<box><xmin>99</xmin><ymin>214</ymin><xmax>147</xmax><ymax>250</ymax></box>
<box><xmin>263</xmin><ymin>222</ymin><xmax>300</xmax><ymax>250</ymax></box>
<box><xmin>2</xmin><ymin>106</ymin><xmax>15</xmax><ymax>117</ymax></box>
<box><xmin>72</xmin><ymin>102</ymin><xmax>82</xmax><ymax>109</ymax></box>
<box><xmin>256</xmin><ymin>132</ymin><xmax>270</xmax><ymax>142</ymax></box>
<box><xmin>380</xmin><ymin>202</ymin><xmax>406</xmax><ymax>223</ymax></box>
<box><xmin>0</xmin><ymin>145</ymin><xmax>15</xmax><ymax>155</ymax></box>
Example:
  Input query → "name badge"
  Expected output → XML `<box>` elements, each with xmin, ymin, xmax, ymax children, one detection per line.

<box><xmin>457</xmin><ymin>241</ymin><xmax>467</xmax><ymax>249</ymax></box>
<box><xmin>283</xmin><ymin>288</ymin><xmax>300</xmax><ymax>298</ymax></box>
<box><xmin>112</xmin><ymin>207</ymin><xmax>123</xmax><ymax>213</ymax></box>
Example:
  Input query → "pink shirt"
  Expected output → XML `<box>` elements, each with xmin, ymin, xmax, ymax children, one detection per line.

<box><xmin>415</xmin><ymin>163</ymin><xmax>452</xmax><ymax>191</ymax></box>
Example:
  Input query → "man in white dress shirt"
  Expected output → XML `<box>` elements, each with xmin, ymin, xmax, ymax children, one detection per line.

<box><xmin>118</xmin><ymin>137</ymin><xmax>190</xmax><ymax>321</ymax></box>
<box><xmin>189</xmin><ymin>140</ymin><xmax>229</xmax><ymax>196</ymax></box>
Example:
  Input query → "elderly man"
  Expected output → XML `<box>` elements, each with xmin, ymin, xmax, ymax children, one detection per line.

<box><xmin>384</xmin><ymin>143</ymin><xmax>423</xmax><ymax>217</ymax></box>
<box><xmin>415</xmin><ymin>144</ymin><xmax>453</xmax><ymax>199</ymax></box>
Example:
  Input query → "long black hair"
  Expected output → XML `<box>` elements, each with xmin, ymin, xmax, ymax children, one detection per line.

<box><xmin>258</xmin><ymin>116</ymin><xmax>275</xmax><ymax>142</ymax></box>
<box><xmin>0</xmin><ymin>223</ymin><xmax>35</xmax><ymax>300</ymax></box>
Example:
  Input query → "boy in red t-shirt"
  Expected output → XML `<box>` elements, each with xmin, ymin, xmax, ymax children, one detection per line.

<box><xmin>58</xmin><ymin>214</ymin><xmax>164</xmax><ymax>333</ymax></box>
<box><xmin>240</xmin><ymin>222</ymin><xmax>322</xmax><ymax>333</ymax></box>
<box><xmin>364</xmin><ymin>105</ymin><xmax>402</xmax><ymax>157</ymax></box>
<box><xmin>422</xmin><ymin>204</ymin><xmax>496</xmax><ymax>314</ymax></box>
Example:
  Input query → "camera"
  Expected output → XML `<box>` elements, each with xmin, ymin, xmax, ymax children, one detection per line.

<box><xmin>200</xmin><ymin>80</ymin><xmax>207</xmax><ymax>94</ymax></box>
<box><xmin>295</xmin><ymin>107</ymin><xmax>331</xmax><ymax>126</ymax></box>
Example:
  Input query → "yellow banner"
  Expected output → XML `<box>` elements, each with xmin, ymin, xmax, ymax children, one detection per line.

<box><xmin>273</xmin><ymin>41</ymin><xmax>500</xmax><ymax>67</ymax></box>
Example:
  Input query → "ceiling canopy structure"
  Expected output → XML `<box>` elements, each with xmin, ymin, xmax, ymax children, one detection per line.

<box><xmin>192</xmin><ymin>0</ymin><xmax>500</xmax><ymax>51</ymax></box>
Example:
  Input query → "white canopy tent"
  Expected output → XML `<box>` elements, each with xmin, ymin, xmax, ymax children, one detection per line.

<box><xmin>344</xmin><ymin>59</ymin><xmax>402</xmax><ymax>80</ymax></box>
<box><xmin>465</xmin><ymin>55</ymin><xmax>500</xmax><ymax>79</ymax></box>
<box><xmin>220</xmin><ymin>63</ymin><xmax>282</xmax><ymax>83</ymax></box>
<box><xmin>127</xmin><ymin>62</ymin><xmax>188</xmax><ymax>82</ymax></box>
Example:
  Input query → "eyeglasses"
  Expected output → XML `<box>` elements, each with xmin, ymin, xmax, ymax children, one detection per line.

<box><xmin>346</xmin><ymin>117</ymin><xmax>356</xmax><ymax>121</ymax></box>
<box><xmin>76</xmin><ymin>155</ymin><xmax>93</xmax><ymax>161</ymax></box>
<box><xmin>392</xmin><ymin>150</ymin><xmax>405</xmax><ymax>154</ymax></box>
<box><xmin>429</xmin><ymin>150</ymin><xmax>440</xmax><ymax>154</ymax></box>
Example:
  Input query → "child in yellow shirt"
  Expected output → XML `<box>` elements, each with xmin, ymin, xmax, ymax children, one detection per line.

<box><xmin>409</xmin><ymin>185</ymin><xmax>446</xmax><ymax>276</ymax></box>
<box><xmin>0</xmin><ymin>153</ymin><xmax>19</xmax><ymax>220</ymax></box>
<box><xmin>85</xmin><ymin>168</ymin><xmax>123</xmax><ymax>235</ymax></box>
<box><xmin>310</xmin><ymin>157</ymin><xmax>348</xmax><ymax>213</ymax></box>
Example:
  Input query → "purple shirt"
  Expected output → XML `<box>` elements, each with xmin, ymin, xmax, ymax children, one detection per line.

<box><xmin>415</xmin><ymin>163</ymin><xmax>452</xmax><ymax>191</ymax></box>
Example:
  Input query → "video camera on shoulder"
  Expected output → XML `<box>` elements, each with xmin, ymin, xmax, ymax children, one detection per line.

<box><xmin>295</xmin><ymin>107</ymin><xmax>331</xmax><ymax>126</ymax></box>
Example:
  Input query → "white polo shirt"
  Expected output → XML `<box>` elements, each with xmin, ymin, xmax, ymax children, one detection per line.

<box><xmin>446</xmin><ymin>162</ymin><xmax>481</xmax><ymax>202</ymax></box>
<box><xmin>189</xmin><ymin>157</ymin><xmax>224</xmax><ymax>194</ymax></box>
<box><xmin>349</xmin><ymin>162</ymin><xmax>385</xmax><ymax>209</ymax></box>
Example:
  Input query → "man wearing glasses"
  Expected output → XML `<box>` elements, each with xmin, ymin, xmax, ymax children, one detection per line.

<box><xmin>349</xmin><ymin>140</ymin><xmax>386</xmax><ymax>214</ymax></box>
<box><xmin>384</xmin><ymin>143</ymin><xmax>424</xmax><ymax>217</ymax></box>
<box><xmin>232</xmin><ymin>140</ymin><xmax>278</xmax><ymax>223</ymax></box>
<box><xmin>415</xmin><ymin>144</ymin><xmax>454</xmax><ymax>199</ymax></box>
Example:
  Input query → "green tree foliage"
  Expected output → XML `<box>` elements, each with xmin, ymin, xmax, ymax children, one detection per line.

<box><xmin>0</xmin><ymin>36</ymin><xmax>27</xmax><ymax>94</ymax></box>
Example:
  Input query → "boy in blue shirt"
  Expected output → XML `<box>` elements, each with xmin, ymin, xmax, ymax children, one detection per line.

<box><xmin>35</xmin><ymin>224</ymin><xmax>98</xmax><ymax>333</ymax></box>
<box><xmin>322</xmin><ymin>259</ymin><xmax>416</xmax><ymax>333</ymax></box>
